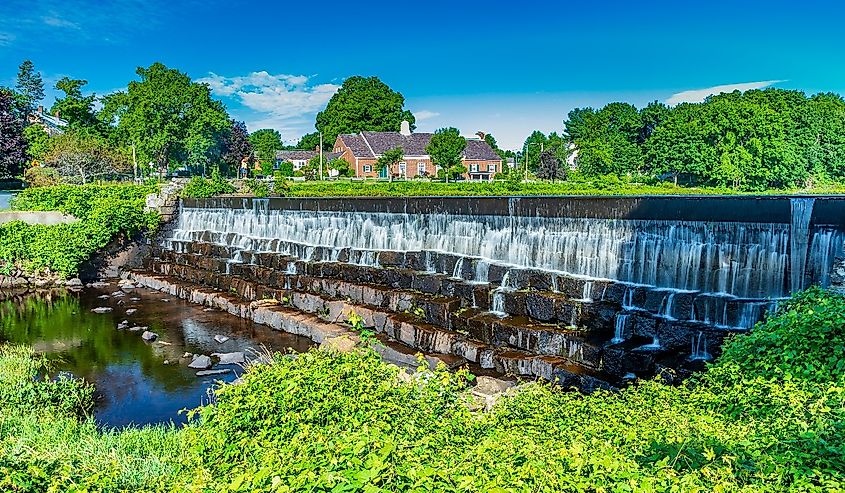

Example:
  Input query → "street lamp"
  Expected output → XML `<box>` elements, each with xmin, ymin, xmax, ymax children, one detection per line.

<box><xmin>524</xmin><ymin>142</ymin><xmax>543</xmax><ymax>180</ymax></box>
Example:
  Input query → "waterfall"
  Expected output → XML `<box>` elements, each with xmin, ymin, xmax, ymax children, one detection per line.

<box><xmin>285</xmin><ymin>262</ymin><xmax>297</xmax><ymax>275</ymax></box>
<box><xmin>638</xmin><ymin>337</ymin><xmax>661</xmax><ymax>351</ymax></box>
<box><xmin>580</xmin><ymin>281</ymin><xmax>594</xmax><ymax>302</ymax></box>
<box><xmin>659</xmin><ymin>291</ymin><xmax>676</xmax><ymax>319</ymax></box>
<box><xmin>425</xmin><ymin>251</ymin><xmax>437</xmax><ymax>273</ymax></box>
<box><xmin>451</xmin><ymin>258</ymin><xmax>465</xmax><ymax>279</ymax></box>
<box><xmin>690</xmin><ymin>332</ymin><xmax>711</xmax><ymax>361</ymax></box>
<box><xmin>489</xmin><ymin>272</ymin><xmax>512</xmax><ymax>317</ymax></box>
<box><xmin>171</xmin><ymin>206</ymin><xmax>842</xmax><ymax>298</ymax></box>
<box><xmin>611</xmin><ymin>314</ymin><xmax>629</xmax><ymax>344</ymax></box>
<box><xmin>550</xmin><ymin>274</ymin><xmax>559</xmax><ymax>293</ymax></box>
<box><xmin>622</xmin><ymin>285</ymin><xmax>635</xmax><ymax>309</ymax></box>
<box><xmin>790</xmin><ymin>198</ymin><xmax>815</xmax><ymax>293</ymax></box>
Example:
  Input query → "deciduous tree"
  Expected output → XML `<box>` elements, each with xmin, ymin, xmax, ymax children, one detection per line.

<box><xmin>375</xmin><ymin>147</ymin><xmax>403</xmax><ymax>181</ymax></box>
<box><xmin>0</xmin><ymin>89</ymin><xmax>27</xmax><ymax>178</ymax></box>
<box><xmin>315</xmin><ymin>76</ymin><xmax>414</xmax><ymax>149</ymax></box>
<box><xmin>249</xmin><ymin>129</ymin><xmax>283</xmax><ymax>169</ymax></box>
<box><xmin>51</xmin><ymin>77</ymin><xmax>100</xmax><ymax>130</ymax></box>
<box><xmin>426</xmin><ymin>128</ymin><xmax>466</xmax><ymax>181</ymax></box>
<box><xmin>536</xmin><ymin>150</ymin><xmax>566</xmax><ymax>181</ymax></box>
<box><xmin>221</xmin><ymin>120</ymin><xmax>253</xmax><ymax>177</ymax></box>
<box><xmin>43</xmin><ymin>129</ymin><xmax>131</xmax><ymax>184</ymax></box>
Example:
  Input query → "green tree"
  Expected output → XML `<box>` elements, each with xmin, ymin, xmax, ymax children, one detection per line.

<box><xmin>23</xmin><ymin>125</ymin><xmax>50</xmax><ymax>163</ymax></box>
<box><xmin>99</xmin><ymin>62</ymin><xmax>230</xmax><ymax>174</ymax></box>
<box><xmin>296</xmin><ymin>132</ymin><xmax>320</xmax><ymax>151</ymax></box>
<box><xmin>43</xmin><ymin>129</ymin><xmax>131</xmax><ymax>184</ymax></box>
<box><xmin>15</xmin><ymin>60</ymin><xmax>44</xmax><ymax>117</ymax></box>
<box><xmin>375</xmin><ymin>147</ymin><xmax>403</xmax><ymax>181</ymax></box>
<box><xmin>249</xmin><ymin>129</ymin><xmax>283</xmax><ymax>169</ymax></box>
<box><xmin>315</xmin><ymin>76</ymin><xmax>415</xmax><ymax>149</ymax></box>
<box><xmin>426</xmin><ymin>127</ymin><xmax>466</xmax><ymax>182</ymax></box>
<box><xmin>536</xmin><ymin>150</ymin><xmax>566</xmax><ymax>181</ymax></box>
<box><xmin>329</xmin><ymin>157</ymin><xmax>353</xmax><ymax>177</ymax></box>
<box><xmin>276</xmin><ymin>161</ymin><xmax>294</xmax><ymax>177</ymax></box>
<box><xmin>522</xmin><ymin>130</ymin><xmax>548</xmax><ymax>172</ymax></box>
<box><xmin>50</xmin><ymin>77</ymin><xmax>100</xmax><ymax>131</ymax></box>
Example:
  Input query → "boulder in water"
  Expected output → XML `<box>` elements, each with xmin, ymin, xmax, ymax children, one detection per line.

<box><xmin>213</xmin><ymin>335</ymin><xmax>230</xmax><ymax>344</ymax></box>
<box><xmin>196</xmin><ymin>369</ymin><xmax>230</xmax><ymax>377</ymax></box>
<box><xmin>212</xmin><ymin>352</ymin><xmax>245</xmax><ymax>365</ymax></box>
<box><xmin>188</xmin><ymin>355</ymin><xmax>212</xmax><ymax>369</ymax></box>
<box><xmin>141</xmin><ymin>331</ymin><xmax>158</xmax><ymax>342</ymax></box>
<box><xmin>91</xmin><ymin>307</ymin><xmax>112</xmax><ymax>313</ymax></box>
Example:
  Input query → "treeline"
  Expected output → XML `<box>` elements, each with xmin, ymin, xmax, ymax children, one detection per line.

<box><xmin>562</xmin><ymin>89</ymin><xmax>845</xmax><ymax>190</ymax></box>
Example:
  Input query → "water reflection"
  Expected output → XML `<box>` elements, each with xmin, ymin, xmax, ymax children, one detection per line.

<box><xmin>0</xmin><ymin>284</ymin><xmax>313</xmax><ymax>427</ymax></box>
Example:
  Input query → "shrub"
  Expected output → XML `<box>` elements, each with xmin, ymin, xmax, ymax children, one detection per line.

<box><xmin>181</xmin><ymin>169</ymin><xmax>236</xmax><ymax>198</ymax></box>
<box><xmin>22</xmin><ymin>166</ymin><xmax>61</xmax><ymax>187</ymax></box>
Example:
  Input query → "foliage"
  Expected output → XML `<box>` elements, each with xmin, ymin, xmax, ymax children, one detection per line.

<box><xmin>427</xmin><ymin>127</ymin><xmax>466</xmax><ymax>180</ymax></box>
<box><xmin>536</xmin><ymin>149</ymin><xmax>566</xmax><ymax>181</ymax></box>
<box><xmin>0</xmin><ymin>88</ymin><xmax>27</xmax><ymax>178</ymax></box>
<box><xmin>315</xmin><ymin>76</ymin><xmax>415</xmax><ymax>149</ymax></box>
<box><xmin>42</xmin><ymin>129</ymin><xmax>131</xmax><ymax>183</ymax></box>
<box><xmin>244</xmin><ymin>178</ymin><xmax>269</xmax><ymax>198</ymax></box>
<box><xmin>1</xmin><ymin>288</ymin><xmax>845</xmax><ymax>490</ymax></box>
<box><xmin>99</xmin><ymin>62</ymin><xmax>230</xmax><ymax>173</ymax></box>
<box><xmin>220</xmin><ymin>120</ymin><xmax>253</xmax><ymax>177</ymax></box>
<box><xmin>50</xmin><ymin>77</ymin><xmax>101</xmax><ymax>131</ymax></box>
<box><xmin>22</xmin><ymin>124</ymin><xmax>49</xmax><ymax>163</ymax></box>
<box><xmin>296</xmin><ymin>131</ymin><xmax>321</xmax><ymax>151</ymax></box>
<box><xmin>181</xmin><ymin>168</ymin><xmax>236</xmax><ymax>198</ymax></box>
<box><xmin>276</xmin><ymin>160</ymin><xmax>294</xmax><ymax>177</ymax></box>
<box><xmin>249</xmin><ymin>128</ymin><xmax>283</xmax><ymax>170</ymax></box>
<box><xmin>22</xmin><ymin>166</ymin><xmax>61</xmax><ymax>187</ymax></box>
<box><xmin>375</xmin><ymin>147</ymin><xmax>403</xmax><ymax>179</ymax></box>
<box><xmin>328</xmin><ymin>157</ymin><xmax>353</xmax><ymax>177</ymax></box>
<box><xmin>0</xmin><ymin>183</ymin><xmax>159</xmax><ymax>277</ymax></box>
<box><xmin>14</xmin><ymin>60</ymin><xmax>44</xmax><ymax>116</ymax></box>
<box><xmin>567</xmin><ymin>89</ymin><xmax>845</xmax><ymax>190</ymax></box>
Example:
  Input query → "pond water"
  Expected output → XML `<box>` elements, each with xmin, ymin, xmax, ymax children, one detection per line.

<box><xmin>0</xmin><ymin>190</ymin><xmax>16</xmax><ymax>209</ymax></box>
<box><xmin>0</xmin><ymin>282</ymin><xmax>313</xmax><ymax>427</ymax></box>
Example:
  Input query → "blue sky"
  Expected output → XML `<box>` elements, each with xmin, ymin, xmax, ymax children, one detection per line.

<box><xmin>2</xmin><ymin>0</ymin><xmax>844</xmax><ymax>149</ymax></box>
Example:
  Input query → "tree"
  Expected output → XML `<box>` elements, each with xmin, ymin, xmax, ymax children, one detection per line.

<box><xmin>221</xmin><ymin>120</ymin><xmax>253</xmax><ymax>177</ymax></box>
<box><xmin>426</xmin><ymin>127</ymin><xmax>466</xmax><ymax>182</ymax></box>
<box><xmin>375</xmin><ymin>147</ymin><xmax>403</xmax><ymax>181</ymax></box>
<box><xmin>43</xmin><ymin>129</ymin><xmax>131</xmax><ymax>184</ymax></box>
<box><xmin>296</xmin><ymin>132</ymin><xmax>320</xmax><ymax>151</ymax></box>
<box><xmin>249</xmin><ymin>129</ymin><xmax>283</xmax><ymax>169</ymax></box>
<box><xmin>50</xmin><ymin>77</ymin><xmax>99</xmax><ymax>130</ymax></box>
<box><xmin>99</xmin><ymin>62</ymin><xmax>230</xmax><ymax>173</ymax></box>
<box><xmin>315</xmin><ymin>76</ymin><xmax>415</xmax><ymax>149</ymax></box>
<box><xmin>329</xmin><ymin>157</ymin><xmax>353</xmax><ymax>177</ymax></box>
<box><xmin>536</xmin><ymin>150</ymin><xmax>566</xmax><ymax>181</ymax></box>
<box><xmin>0</xmin><ymin>89</ymin><xmax>27</xmax><ymax>178</ymax></box>
<box><xmin>276</xmin><ymin>161</ymin><xmax>294</xmax><ymax>177</ymax></box>
<box><xmin>15</xmin><ymin>60</ymin><xmax>44</xmax><ymax>117</ymax></box>
<box><xmin>23</xmin><ymin>125</ymin><xmax>50</xmax><ymax>163</ymax></box>
<box><xmin>522</xmin><ymin>130</ymin><xmax>548</xmax><ymax>172</ymax></box>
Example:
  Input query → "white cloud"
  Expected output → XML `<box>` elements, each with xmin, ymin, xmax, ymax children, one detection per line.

<box><xmin>42</xmin><ymin>14</ymin><xmax>80</xmax><ymax>29</ymax></box>
<box><xmin>199</xmin><ymin>71</ymin><xmax>339</xmax><ymax>136</ymax></box>
<box><xmin>0</xmin><ymin>31</ymin><xmax>14</xmax><ymax>45</ymax></box>
<box><xmin>414</xmin><ymin>110</ymin><xmax>440</xmax><ymax>121</ymax></box>
<box><xmin>666</xmin><ymin>80</ymin><xmax>785</xmax><ymax>105</ymax></box>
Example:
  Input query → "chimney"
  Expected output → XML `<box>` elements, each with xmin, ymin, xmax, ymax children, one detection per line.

<box><xmin>399</xmin><ymin>120</ymin><xmax>411</xmax><ymax>136</ymax></box>
<box><xmin>37</xmin><ymin>105</ymin><xmax>44</xmax><ymax>114</ymax></box>
<box><xmin>475</xmin><ymin>131</ymin><xmax>487</xmax><ymax>141</ymax></box>
<box><xmin>315</xmin><ymin>145</ymin><xmax>320</xmax><ymax>152</ymax></box>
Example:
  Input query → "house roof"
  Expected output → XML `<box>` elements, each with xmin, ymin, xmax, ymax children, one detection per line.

<box><xmin>28</xmin><ymin>109</ymin><xmax>68</xmax><ymax>135</ymax></box>
<box><xmin>340</xmin><ymin>132</ymin><xmax>501</xmax><ymax>161</ymax></box>
<box><xmin>274</xmin><ymin>150</ymin><xmax>342</xmax><ymax>161</ymax></box>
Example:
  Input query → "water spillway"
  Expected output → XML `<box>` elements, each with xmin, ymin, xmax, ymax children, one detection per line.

<box><xmin>142</xmin><ymin>195</ymin><xmax>845</xmax><ymax>389</ymax></box>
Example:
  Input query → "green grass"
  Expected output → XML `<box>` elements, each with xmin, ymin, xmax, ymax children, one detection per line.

<box><xmin>1</xmin><ymin>288</ymin><xmax>844</xmax><ymax>491</ymax></box>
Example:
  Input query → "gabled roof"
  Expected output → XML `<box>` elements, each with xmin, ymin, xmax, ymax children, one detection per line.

<box><xmin>28</xmin><ymin>109</ymin><xmax>68</xmax><ymax>135</ymax></box>
<box><xmin>274</xmin><ymin>150</ymin><xmax>342</xmax><ymax>161</ymax></box>
<box><xmin>464</xmin><ymin>139</ymin><xmax>501</xmax><ymax>160</ymax></box>
<box><xmin>340</xmin><ymin>131</ymin><xmax>502</xmax><ymax>161</ymax></box>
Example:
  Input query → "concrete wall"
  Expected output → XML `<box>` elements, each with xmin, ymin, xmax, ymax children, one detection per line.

<box><xmin>0</xmin><ymin>211</ymin><xmax>78</xmax><ymax>226</ymax></box>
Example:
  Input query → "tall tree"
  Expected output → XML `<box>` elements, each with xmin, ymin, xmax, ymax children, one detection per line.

<box><xmin>0</xmin><ymin>89</ymin><xmax>27</xmax><ymax>178</ymax></box>
<box><xmin>522</xmin><ymin>130</ymin><xmax>549</xmax><ymax>172</ymax></box>
<box><xmin>296</xmin><ymin>132</ymin><xmax>320</xmax><ymax>150</ymax></box>
<box><xmin>221</xmin><ymin>120</ymin><xmax>253</xmax><ymax>177</ymax></box>
<box><xmin>315</xmin><ymin>76</ymin><xmax>415</xmax><ymax>149</ymax></box>
<box><xmin>426</xmin><ymin>127</ymin><xmax>466</xmax><ymax>181</ymax></box>
<box><xmin>249</xmin><ymin>129</ymin><xmax>283</xmax><ymax>168</ymax></box>
<box><xmin>99</xmin><ymin>62</ymin><xmax>230</xmax><ymax>173</ymax></box>
<box><xmin>15</xmin><ymin>60</ymin><xmax>44</xmax><ymax>117</ymax></box>
<box><xmin>375</xmin><ymin>147</ymin><xmax>404</xmax><ymax>181</ymax></box>
<box><xmin>51</xmin><ymin>77</ymin><xmax>99</xmax><ymax>130</ymax></box>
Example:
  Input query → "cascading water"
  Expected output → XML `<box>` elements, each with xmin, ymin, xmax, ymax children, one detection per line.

<box><xmin>489</xmin><ymin>272</ymin><xmax>512</xmax><ymax>317</ymax></box>
<box><xmin>690</xmin><ymin>332</ymin><xmax>711</xmax><ymax>361</ymax></box>
<box><xmin>790</xmin><ymin>198</ymin><xmax>815</xmax><ymax>293</ymax></box>
<box><xmin>580</xmin><ymin>281</ymin><xmax>594</xmax><ymax>302</ymax></box>
<box><xmin>452</xmin><ymin>258</ymin><xmax>465</xmax><ymax>279</ymax></box>
<box><xmin>171</xmin><ymin>206</ymin><xmax>843</xmax><ymax>299</ymax></box>
<box><xmin>611</xmin><ymin>314</ymin><xmax>629</xmax><ymax>344</ymax></box>
<box><xmin>473</xmin><ymin>259</ymin><xmax>490</xmax><ymax>283</ymax></box>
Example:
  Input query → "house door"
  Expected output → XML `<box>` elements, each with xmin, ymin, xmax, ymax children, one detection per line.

<box><xmin>379</xmin><ymin>166</ymin><xmax>388</xmax><ymax>178</ymax></box>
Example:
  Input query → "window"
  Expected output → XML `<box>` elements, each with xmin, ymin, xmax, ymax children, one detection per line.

<box><xmin>469</xmin><ymin>163</ymin><xmax>479</xmax><ymax>172</ymax></box>
<box><xmin>363</xmin><ymin>165</ymin><xmax>372</xmax><ymax>173</ymax></box>
<box><xmin>273</xmin><ymin>161</ymin><xmax>281</xmax><ymax>170</ymax></box>
<box><xmin>417</xmin><ymin>162</ymin><xmax>426</xmax><ymax>175</ymax></box>
<box><xmin>399</xmin><ymin>161</ymin><xmax>406</xmax><ymax>176</ymax></box>
<box><xmin>487</xmin><ymin>164</ymin><xmax>496</xmax><ymax>173</ymax></box>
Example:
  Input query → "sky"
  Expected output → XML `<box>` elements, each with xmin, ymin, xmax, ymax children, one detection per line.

<box><xmin>1</xmin><ymin>0</ymin><xmax>844</xmax><ymax>149</ymax></box>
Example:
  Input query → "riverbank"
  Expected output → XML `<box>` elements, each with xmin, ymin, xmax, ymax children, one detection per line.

<box><xmin>1</xmin><ymin>287</ymin><xmax>843</xmax><ymax>491</ymax></box>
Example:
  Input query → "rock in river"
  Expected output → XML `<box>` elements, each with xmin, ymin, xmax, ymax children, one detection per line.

<box><xmin>196</xmin><ymin>369</ymin><xmax>230</xmax><ymax>377</ymax></box>
<box><xmin>91</xmin><ymin>307</ymin><xmax>113</xmax><ymax>314</ymax></box>
<box><xmin>188</xmin><ymin>355</ymin><xmax>212</xmax><ymax>369</ymax></box>
<box><xmin>212</xmin><ymin>352</ymin><xmax>245</xmax><ymax>365</ymax></box>
<box><xmin>213</xmin><ymin>335</ymin><xmax>230</xmax><ymax>344</ymax></box>
<box><xmin>141</xmin><ymin>331</ymin><xmax>158</xmax><ymax>342</ymax></box>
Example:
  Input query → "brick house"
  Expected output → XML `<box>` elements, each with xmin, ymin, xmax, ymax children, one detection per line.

<box><xmin>333</xmin><ymin>121</ymin><xmax>502</xmax><ymax>180</ymax></box>
<box><xmin>274</xmin><ymin>149</ymin><xmax>342</xmax><ymax>174</ymax></box>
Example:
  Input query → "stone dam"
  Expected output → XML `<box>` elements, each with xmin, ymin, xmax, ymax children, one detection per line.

<box><xmin>131</xmin><ymin>195</ymin><xmax>845</xmax><ymax>390</ymax></box>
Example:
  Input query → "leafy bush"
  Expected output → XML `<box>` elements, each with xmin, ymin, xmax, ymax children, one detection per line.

<box><xmin>22</xmin><ymin>166</ymin><xmax>61</xmax><ymax>187</ymax></box>
<box><xmin>244</xmin><ymin>178</ymin><xmax>269</xmax><ymax>198</ymax></box>
<box><xmin>0</xmin><ymin>183</ymin><xmax>159</xmax><ymax>277</ymax></box>
<box><xmin>1</xmin><ymin>289</ymin><xmax>844</xmax><ymax>491</ymax></box>
<box><xmin>181</xmin><ymin>169</ymin><xmax>236</xmax><ymax>198</ymax></box>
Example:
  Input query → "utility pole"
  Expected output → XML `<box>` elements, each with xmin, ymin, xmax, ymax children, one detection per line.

<box><xmin>131</xmin><ymin>143</ymin><xmax>138</xmax><ymax>183</ymax></box>
<box><xmin>319</xmin><ymin>132</ymin><xmax>324</xmax><ymax>181</ymax></box>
